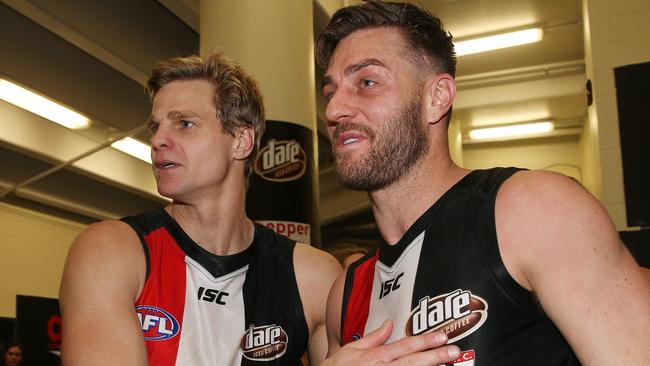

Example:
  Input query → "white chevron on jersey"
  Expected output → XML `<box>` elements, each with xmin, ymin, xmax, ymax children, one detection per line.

<box><xmin>364</xmin><ymin>231</ymin><xmax>425</xmax><ymax>343</ymax></box>
<box><xmin>175</xmin><ymin>256</ymin><xmax>247</xmax><ymax>364</ymax></box>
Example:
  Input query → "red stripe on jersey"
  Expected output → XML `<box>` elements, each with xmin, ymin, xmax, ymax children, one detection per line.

<box><xmin>135</xmin><ymin>227</ymin><xmax>187</xmax><ymax>366</ymax></box>
<box><xmin>342</xmin><ymin>253</ymin><xmax>378</xmax><ymax>345</ymax></box>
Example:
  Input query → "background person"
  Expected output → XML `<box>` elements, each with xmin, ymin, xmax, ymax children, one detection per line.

<box><xmin>2</xmin><ymin>343</ymin><xmax>22</xmax><ymax>366</ymax></box>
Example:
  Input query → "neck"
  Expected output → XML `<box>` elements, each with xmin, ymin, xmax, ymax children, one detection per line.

<box><xmin>368</xmin><ymin>152</ymin><xmax>469</xmax><ymax>245</ymax></box>
<box><xmin>166</xmin><ymin>178</ymin><xmax>253</xmax><ymax>256</ymax></box>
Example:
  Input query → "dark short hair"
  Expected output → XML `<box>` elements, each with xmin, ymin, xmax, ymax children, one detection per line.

<box><xmin>1</xmin><ymin>342</ymin><xmax>23</xmax><ymax>357</ymax></box>
<box><xmin>146</xmin><ymin>51</ymin><xmax>265</xmax><ymax>178</ymax></box>
<box><xmin>315</xmin><ymin>0</ymin><xmax>456</xmax><ymax>76</ymax></box>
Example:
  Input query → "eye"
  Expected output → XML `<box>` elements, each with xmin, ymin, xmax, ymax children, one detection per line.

<box><xmin>361</xmin><ymin>79</ymin><xmax>376</xmax><ymax>87</ymax></box>
<box><xmin>179</xmin><ymin>120</ymin><xmax>195</xmax><ymax>128</ymax></box>
<box><xmin>147</xmin><ymin>122</ymin><xmax>159</xmax><ymax>134</ymax></box>
<box><xmin>323</xmin><ymin>87</ymin><xmax>335</xmax><ymax>101</ymax></box>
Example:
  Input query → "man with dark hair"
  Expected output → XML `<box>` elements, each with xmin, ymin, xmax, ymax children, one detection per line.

<box><xmin>318</xmin><ymin>1</ymin><xmax>650</xmax><ymax>365</ymax></box>
<box><xmin>59</xmin><ymin>52</ymin><xmax>343</xmax><ymax>365</ymax></box>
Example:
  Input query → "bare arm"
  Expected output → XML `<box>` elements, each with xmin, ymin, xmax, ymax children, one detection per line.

<box><xmin>293</xmin><ymin>243</ymin><xmax>342</xmax><ymax>365</ymax></box>
<box><xmin>60</xmin><ymin>220</ymin><xmax>147</xmax><ymax>366</ymax></box>
<box><xmin>496</xmin><ymin>170</ymin><xmax>650</xmax><ymax>365</ymax></box>
<box><xmin>324</xmin><ymin>260</ymin><xmax>461</xmax><ymax>365</ymax></box>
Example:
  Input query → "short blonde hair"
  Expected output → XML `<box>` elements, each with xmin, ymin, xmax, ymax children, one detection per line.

<box><xmin>146</xmin><ymin>51</ymin><xmax>265</xmax><ymax>178</ymax></box>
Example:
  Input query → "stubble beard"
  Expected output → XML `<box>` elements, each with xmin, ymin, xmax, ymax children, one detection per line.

<box><xmin>334</xmin><ymin>97</ymin><xmax>428</xmax><ymax>192</ymax></box>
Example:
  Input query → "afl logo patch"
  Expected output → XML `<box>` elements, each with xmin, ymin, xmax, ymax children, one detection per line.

<box><xmin>135</xmin><ymin>305</ymin><xmax>180</xmax><ymax>341</ymax></box>
<box><xmin>406</xmin><ymin>289</ymin><xmax>487</xmax><ymax>343</ymax></box>
<box><xmin>254</xmin><ymin>139</ymin><xmax>306</xmax><ymax>182</ymax></box>
<box><xmin>240</xmin><ymin>324</ymin><xmax>288</xmax><ymax>361</ymax></box>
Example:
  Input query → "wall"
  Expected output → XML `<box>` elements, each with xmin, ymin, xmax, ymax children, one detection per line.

<box><xmin>0</xmin><ymin>203</ymin><xmax>85</xmax><ymax>317</ymax></box>
<box><xmin>463</xmin><ymin>135</ymin><xmax>582</xmax><ymax>182</ymax></box>
<box><xmin>582</xmin><ymin>0</ymin><xmax>650</xmax><ymax>229</ymax></box>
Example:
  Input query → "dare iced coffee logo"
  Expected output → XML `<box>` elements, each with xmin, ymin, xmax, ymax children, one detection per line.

<box><xmin>406</xmin><ymin>289</ymin><xmax>487</xmax><ymax>343</ymax></box>
<box><xmin>254</xmin><ymin>139</ymin><xmax>306</xmax><ymax>182</ymax></box>
<box><xmin>240</xmin><ymin>324</ymin><xmax>288</xmax><ymax>361</ymax></box>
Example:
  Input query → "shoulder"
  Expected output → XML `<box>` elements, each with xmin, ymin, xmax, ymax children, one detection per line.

<box><xmin>70</xmin><ymin>219</ymin><xmax>145</xmax><ymax>264</ymax></box>
<box><xmin>63</xmin><ymin>219</ymin><xmax>146</xmax><ymax>299</ymax></box>
<box><xmin>496</xmin><ymin>169</ymin><xmax>608</xmax><ymax>229</ymax></box>
<box><xmin>71</xmin><ymin>219</ymin><xmax>141</xmax><ymax>256</ymax></box>
<box><xmin>293</xmin><ymin>243</ymin><xmax>341</xmax><ymax>285</ymax></box>
<box><xmin>495</xmin><ymin>170</ymin><xmax>619</xmax><ymax>289</ymax></box>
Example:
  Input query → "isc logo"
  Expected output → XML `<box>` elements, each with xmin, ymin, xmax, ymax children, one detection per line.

<box><xmin>379</xmin><ymin>272</ymin><xmax>404</xmax><ymax>299</ymax></box>
<box><xmin>240</xmin><ymin>324</ymin><xmax>288</xmax><ymax>361</ymax></box>
<box><xmin>135</xmin><ymin>305</ymin><xmax>180</xmax><ymax>341</ymax></box>
<box><xmin>197</xmin><ymin>286</ymin><xmax>229</xmax><ymax>305</ymax></box>
<box><xmin>254</xmin><ymin>139</ymin><xmax>306</xmax><ymax>182</ymax></box>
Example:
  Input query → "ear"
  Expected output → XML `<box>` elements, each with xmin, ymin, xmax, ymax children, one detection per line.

<box><xmin>424</xmin><ymin>73</ymin><xmax>456</xmax><ymax>125</ymax></box>
<box><xmin>232</xmin><ymin>125</ymin><xmax>255</xmax><ymax>161</ymax></box>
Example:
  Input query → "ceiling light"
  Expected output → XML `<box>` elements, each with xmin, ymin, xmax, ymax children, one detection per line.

<box><xmin>0</xmin><ymin>79</ymin><xmax>91</xmax><ymax>129</ymax></box>
<box><xmin>455</xmin><ymin>28</ymin><xmax>543</xmax><ymax>56</ymax></box>
<box><xmin>111</xmin><ymin>137</ymin><xmax>152</xmax><ymax>163</ymax></box>
<box><xmin>469</xmin><ymin>121</ymin><xmax>553</xmax><ymax>140</ymax></box>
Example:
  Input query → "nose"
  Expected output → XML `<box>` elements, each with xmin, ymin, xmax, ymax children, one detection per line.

<box><xmin>150</xmin><ymin>124</ymin><xmax>172</xmax><ymax>151</ymax></box>
<box><xmin>324</xmin><ymin>88</ymin><xmax>355</xmax><ymax>128</ymax></box>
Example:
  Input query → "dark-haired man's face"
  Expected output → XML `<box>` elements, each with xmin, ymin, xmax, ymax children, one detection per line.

<box><xmin>322</xmin><ymin>27</ymin><xmax>428</xmax><ymax>191</ymax></box>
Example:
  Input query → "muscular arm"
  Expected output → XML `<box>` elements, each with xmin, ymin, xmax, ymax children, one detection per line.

<box><xmin>496</xmin><ymin>170</ymin><xmax>650</xmax><ymax>365</ymax></box>
<box><xmin>293</xmin><ymin>243</ymin><xmax>342</xmax><ymax>365</ymax></box>
<box><xmin>60</xmin><ymin>220</ymin><xmax>147</xmax><ymax>366</ymax></box>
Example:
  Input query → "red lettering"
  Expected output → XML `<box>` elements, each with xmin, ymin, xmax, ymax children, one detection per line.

<box><xmin>47</xmin><ymin>315</ymin><xmax>62</xmax><ymax>342</ymax></box>
<box><xmin>287</xmin><ymin>223</ymin><xmax>296</xmax><ymax>236</ymax></box>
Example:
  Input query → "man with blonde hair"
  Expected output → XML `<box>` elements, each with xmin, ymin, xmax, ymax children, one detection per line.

<box><xmin>60</xmin><ymin>52</ymin><xmax>342</xmax><ymax>365</ymax></box>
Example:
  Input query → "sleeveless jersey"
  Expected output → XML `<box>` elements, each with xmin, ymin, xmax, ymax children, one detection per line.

<box><xmin>340</xmin><ymin>168</ymin><xmax>580</xmax><ymax>366</ymax></box>
<box><xmin>121</xmin><ymin>209</ymin><xmax>308</xmax><ymax>365</ymax></box>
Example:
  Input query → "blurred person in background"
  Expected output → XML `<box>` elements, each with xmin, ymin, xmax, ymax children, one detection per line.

<box><xmin>2</xmin><ymin>343</ymin><xmax>22</xmax><ymax>366</ymax></box>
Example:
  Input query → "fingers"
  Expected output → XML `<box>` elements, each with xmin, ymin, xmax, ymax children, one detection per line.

<box><xmin>324</xmin><ymin>327</ymin><xmax>461</xmax><ymax>366</ymax></box>
<box><xmin>390</xmin><ymin>343</ymin><xmax>461</xmax><ymax>366</ymax></box>
<box><xmin>347</xmin><ymin>320</ymin><xmax>394</xmax><ymax>350</ymax></box>
<box><xmin>381</xmin><ymin>331</ymin><xmax>459</xmax><ymax>363</ymax></box>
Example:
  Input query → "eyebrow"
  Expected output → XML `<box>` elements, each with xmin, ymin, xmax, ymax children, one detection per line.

<box><xmin>167</xmin><ymin>110</ymin><xmax>199</xmax><ymax>120</ymax></box>
<box><xmin>147</xmin><ymin>110</ymin><xmax>200</xmax><ymax>124</ymax></box>
<box><xmin>321</xmin><ymin>58</ymin><xmax>387</xmax><ymax>88</ymax></box>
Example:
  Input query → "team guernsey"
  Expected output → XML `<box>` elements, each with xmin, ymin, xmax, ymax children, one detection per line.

<box><xmin>341</xmin><ymin>168</ymin><xmax>580</xmax><ymax>366</ymax></box>
<box><xmin>121</xmin><ymin>209</ymin><xmax>308</xmax><ymax>365</ymax></box>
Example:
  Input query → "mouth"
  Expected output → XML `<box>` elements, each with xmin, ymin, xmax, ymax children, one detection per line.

<box><xmin>333</xmin><ymin>123</ymin><xmax>374</xmax><ymax>149</ymax></box>
<box><xmin>155</xmin><ymin>160</ymin><xmax>178</xmax><ymax>169</ymax></box>
<box><xmin>342</xmin><ymin>137</ymin><xmax>360</xmax><ymax>145</ymax></box>
<box><xmin>336</xmin><ymin>132</ymin><xmax>369</xmax><ymax>151</ymax></box>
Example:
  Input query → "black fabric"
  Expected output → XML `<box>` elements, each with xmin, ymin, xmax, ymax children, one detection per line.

<box><xmin>120</xmin><ymin>213</ymin><xmax>155</xmax><ymax>279</ymax></box>
<box><xmin>242</xmin><ymin>224</ymin><xmax>309</xmax><ymax>366</ymax></box>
